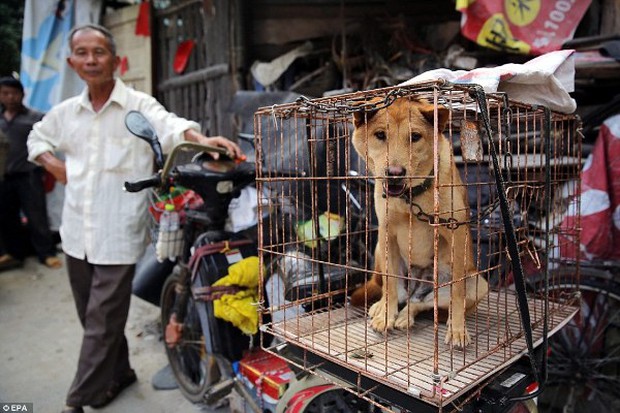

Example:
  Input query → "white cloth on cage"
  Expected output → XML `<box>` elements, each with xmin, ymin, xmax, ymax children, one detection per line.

<box><xmin>400</xmin><ymin>49</ymin><xmax>577</xmax><ymax>114</ymax></box>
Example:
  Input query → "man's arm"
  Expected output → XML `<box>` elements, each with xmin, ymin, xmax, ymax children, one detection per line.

<box><xmin>36</xmin><ymin>152</ymin><xmax>67</xmax><ymax>185</ymax></box>
<box><xmin>182</xmin><ymin>129</ymin><xmax>245</xmax><ymax>161</ymax></box>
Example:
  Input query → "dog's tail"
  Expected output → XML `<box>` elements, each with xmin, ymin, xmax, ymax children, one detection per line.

<box><xmin>350</xmin><ymin>274</ymin><xmax>383</xmax><ymax>307</ymax></box>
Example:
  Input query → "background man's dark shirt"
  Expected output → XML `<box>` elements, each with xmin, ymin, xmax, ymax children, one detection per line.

<box><xmin>0</xmin><ymin>106</ymin><xmax>44</xmax><ymax>175</ymax></box>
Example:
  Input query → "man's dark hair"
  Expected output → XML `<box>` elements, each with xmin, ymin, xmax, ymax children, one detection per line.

<box><xmin>68</xmin><ymin>23</ymin><xmax>117</xmax><ymax>56</ymax></box>
<box><xmin>0</xmin><ymin>76</ymin><xmax>24</xmax><ymax>93</ymax></box>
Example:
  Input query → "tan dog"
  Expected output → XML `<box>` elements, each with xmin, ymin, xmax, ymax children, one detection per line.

<box><xmin>350</xmin><ymin>97</ymin><xmax>488</xmax><ymax>347</ymax></box>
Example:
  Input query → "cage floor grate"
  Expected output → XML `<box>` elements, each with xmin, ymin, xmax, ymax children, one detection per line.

<box><xmin>265</xmin><ymin>290</ymin><xmax>578</xmax><ymax>407</ymax></box>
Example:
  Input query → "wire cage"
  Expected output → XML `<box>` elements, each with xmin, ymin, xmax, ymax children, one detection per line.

<box><xmin>255</xmin><ymin>81</ymin><xmax>582</xmax><ymax>411</ymax></box>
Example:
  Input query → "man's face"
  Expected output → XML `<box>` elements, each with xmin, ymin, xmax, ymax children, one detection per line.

<box><xmin>67</xmin><ymin>29</ymin><xmax>120</xmax><ymax>86</ymax></box>
<box><xmin>0</xmin><ymin>86</ymin><xmax>24</xmax><ymax>111</ymax></box>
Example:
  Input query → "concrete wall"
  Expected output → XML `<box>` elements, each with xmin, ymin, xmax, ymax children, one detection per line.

<box><xmin>104</xmin><ymin>4</ymin><xmax>152</xmax><ymax>95</ymax></box>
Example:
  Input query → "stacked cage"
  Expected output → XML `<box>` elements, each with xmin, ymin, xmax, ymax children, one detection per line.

<box><xmin>255</xmin><ymin>81</ymin><xmax>582</xmax><ymax>411</ymax></box>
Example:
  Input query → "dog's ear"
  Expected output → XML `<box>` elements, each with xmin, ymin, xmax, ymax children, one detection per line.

<box><xmin>351</xmin><ymin>98</ymin><xmax>383</xmax><ymax>128</ymax></box>
<box><xmin>352</xmin><ymin>108</ymin><xmax>379</xmax><ymax>128</ymax></box>
<box><xmin>418</xmin><ymin>103</ymin><xmax>450</xmax><ymax>132</ymax></box>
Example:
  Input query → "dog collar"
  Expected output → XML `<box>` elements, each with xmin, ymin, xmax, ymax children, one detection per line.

<box><xmin>404</xmin><ymin>170</ymin><xmax>434</xmax><ymax>199</ymax></box>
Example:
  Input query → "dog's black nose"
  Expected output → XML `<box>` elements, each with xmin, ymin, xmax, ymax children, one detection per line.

<box><xmin>385</xmin><ymin>166</ymin><xmax>406</xmax><ymax>176</ymax></box>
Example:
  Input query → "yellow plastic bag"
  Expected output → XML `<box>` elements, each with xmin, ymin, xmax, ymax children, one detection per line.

<box><xmin>212</xmin><ymin>256</ymin><xmax>260</xmax><ymax>335</ymax></box>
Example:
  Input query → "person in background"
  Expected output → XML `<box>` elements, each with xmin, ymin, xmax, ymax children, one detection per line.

<box><xmin>0</xmin><ymin>127</ymin><xmax>12</xmax><ymax>270</ymax></box>
<box><xmin>0</xmin><ymin>76</ymin><xmax>61</xmax><ymax>271</ymax></box>
<box><xmin>27</xmin><ymin>24</ymin><xmax>243</xmax><ymax>413</ymax></box>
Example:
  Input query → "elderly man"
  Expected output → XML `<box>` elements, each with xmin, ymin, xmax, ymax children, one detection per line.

<box><xmin>27</xmin><ymin>24</ymin><xmax>243</xmax><ymax>413</ymax></box>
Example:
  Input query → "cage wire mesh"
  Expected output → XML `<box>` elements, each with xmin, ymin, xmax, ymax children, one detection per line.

<box><xmin>255</xmin><ymin>81</ymin><xmax>582</xmax><ymax>411</ymax></box>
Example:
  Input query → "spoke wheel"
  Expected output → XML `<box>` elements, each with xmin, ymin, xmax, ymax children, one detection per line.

<box><xmin>160</xmin><ymin>274</ymin><xmax>220</xmax><ymax>403</ymax></box>
<box><xmin>536</xmin><ymin>267</ymin><xmax>620</xmax><ymax>413</ymax></box>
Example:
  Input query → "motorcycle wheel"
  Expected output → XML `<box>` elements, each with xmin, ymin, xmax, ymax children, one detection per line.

<box><xmin>160</xmin><ymin>274</ymin><xmax>220</xmax><ymax>403</ymax></box>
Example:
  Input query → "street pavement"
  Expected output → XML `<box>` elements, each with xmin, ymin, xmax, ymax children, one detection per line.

<box><xmin>0</xmin><ymin>253</ymin><xmax>210</xmax><ymax>413</ymax></box>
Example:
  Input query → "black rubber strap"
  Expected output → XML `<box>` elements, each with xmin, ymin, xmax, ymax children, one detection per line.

<box><xmin>471</xmin><ymin>87</ymin><xmax>540</xmax><ymax>386</ymax></box>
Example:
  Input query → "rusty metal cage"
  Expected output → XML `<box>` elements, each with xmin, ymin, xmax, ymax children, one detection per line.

<box><xmin>255</xmin><ymin>81</ymin><xmax>582</xmax><ymax>411</ymax></box>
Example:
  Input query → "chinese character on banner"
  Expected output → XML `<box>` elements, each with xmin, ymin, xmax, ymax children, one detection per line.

<box><xmin>455</xmin><ymin>0</ymin><xmax>592</xmax><ymax>55</ymax></box>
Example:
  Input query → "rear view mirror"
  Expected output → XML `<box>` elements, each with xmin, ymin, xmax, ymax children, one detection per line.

<box><xmin>125</xmin><ymin>110</ymin><xmax>164</xmax><ymax>169</ymax></box>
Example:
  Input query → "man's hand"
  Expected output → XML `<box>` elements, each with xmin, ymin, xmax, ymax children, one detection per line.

<box><xmin>183</xmin><ymin>129</ymin><xmax>245</xmax><ymax>161</ymax></box>
<box><xmin>36</xmin><ymin>152</ymin><xmax>67</xmax><ymax>184</ymax></box>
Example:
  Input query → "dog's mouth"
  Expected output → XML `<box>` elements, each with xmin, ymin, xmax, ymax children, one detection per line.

<box><xmin>383</xmin><ymin>180</ymin><xmax>407</xmax><ymax>197</ymax></box>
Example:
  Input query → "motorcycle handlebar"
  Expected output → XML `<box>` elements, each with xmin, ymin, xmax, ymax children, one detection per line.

<box><xmin>123</xmin><ymin>174</ymin><xmax>162</xmax><ymax>193</ymax></box>
<box><xmin>123</xmin><ymin>160</ymin><xmax>306</xmax><ymax>195</ymax></box>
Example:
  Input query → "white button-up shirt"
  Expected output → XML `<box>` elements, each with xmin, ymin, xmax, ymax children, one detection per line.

<box><xmin>28</xmin><ymin>79</ymin><xmax>199</xmax><ymax>264</ymax></box>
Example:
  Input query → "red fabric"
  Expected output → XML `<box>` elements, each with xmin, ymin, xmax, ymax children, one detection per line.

<box><xmin>173</xmin><ymin>40</ymin><xmax>195</xmax><ymax>74</ymax></box>
<box><xmin>456</xmin><ymin>0</ymin><xmax>591</xmax><ymax>55</ymax></box>
<box><xmin>135</xmin><ymin>1</ymin><xmax>151</xmax><ymax>36</ymax></box>
<box><xmin>119</xmin><ymin>56</ymin><xmax>129</xmax><ymax>76</ymax></box>
<box><xmin>42</xmin><ymin>170</ymin><xmax>56</xmax><ymax>193</ymax></box>
<box><xmin>560</xmin><ymin>115</ymin><xmax>620</xmax><ymax>260</ymax></box>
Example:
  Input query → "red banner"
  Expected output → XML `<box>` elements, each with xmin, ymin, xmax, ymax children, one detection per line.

<box><xmin>456</xmin><ymin>0</ymin><xmax>591</xmax><ymax>55</ymax></box>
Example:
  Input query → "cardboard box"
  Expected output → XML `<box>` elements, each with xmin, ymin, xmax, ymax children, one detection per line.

<box><xmin>238</xmin><ymin>349</ymin><xmax>293</xmax><ymax>403</ymax></box>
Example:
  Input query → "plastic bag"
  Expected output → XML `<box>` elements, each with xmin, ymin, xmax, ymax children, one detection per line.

<box><xmin>150</xmin><ymin>186</ymin><xmax>204</xmax><ymax>222</ymax></box>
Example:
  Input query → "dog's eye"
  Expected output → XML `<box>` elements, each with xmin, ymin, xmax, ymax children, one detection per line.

<box><xmin>410</xmin><ymin>132</ymin><xmax>423</xmax><ymax>142</ymax></box>
<box><xmin>374</xmin><ymin>131</ymin><xmax>386</xmax><ymax>141</ymax></box>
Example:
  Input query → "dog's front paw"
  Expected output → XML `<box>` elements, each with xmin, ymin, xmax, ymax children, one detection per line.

<box><xmin>445</xmin><ymin>324</ymin><xmax>471</xmax><ymax>348</ymax></box>
<box><xmin>368</xmin><ymin>300</ymin><xmax>383</xmax><ymax>319</ymax></box>
<box><xmin>370</xmin><ymin>312</ymin><xmax>396</xmax><ymax>332</ymax></box>
<box><xmin>368</xmin><ymin>299</ymin><xmax>396</xmax><ymax>331</ymax></box>
<box><xmin>394</xmin><ymin>306</ymin><xmax>414</xmax><ymax>330</ymax></box>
